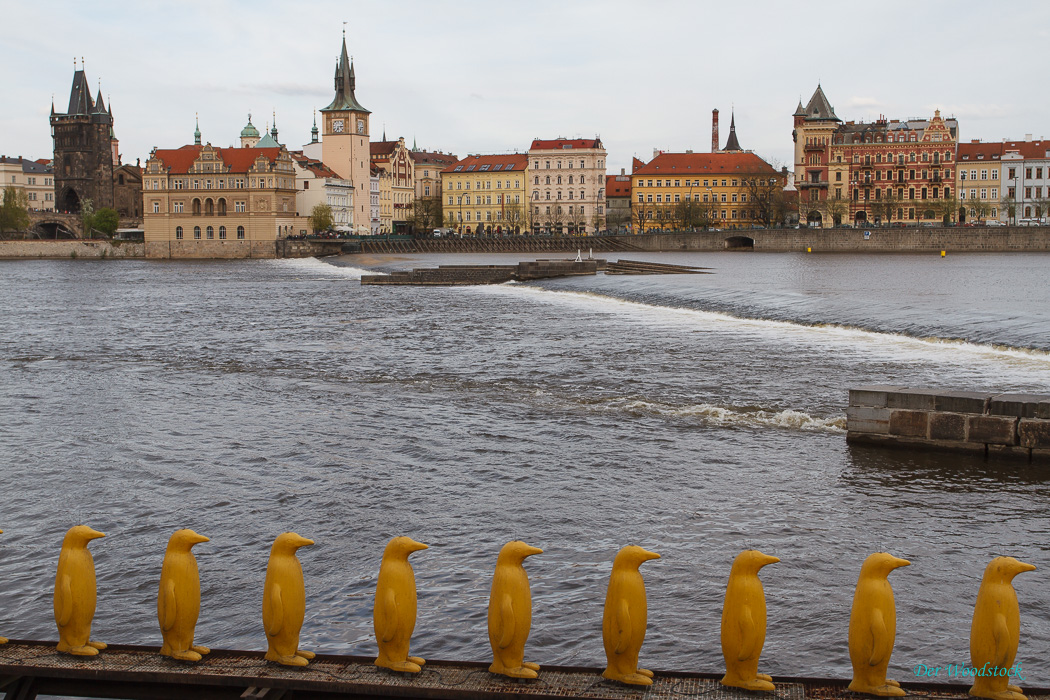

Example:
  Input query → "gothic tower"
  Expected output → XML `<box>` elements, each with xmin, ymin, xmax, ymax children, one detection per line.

<box><xmin>51</xmin><ymin>63</ymin><xmax>116</xmax><ymax>213</ymax></box>
<box><xmin>320</xmin><ymin>33</ymin><xmax>371</xmax><ymax>233</ymax></box>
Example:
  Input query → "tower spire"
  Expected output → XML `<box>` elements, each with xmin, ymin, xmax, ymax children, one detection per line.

<box><xmin>311</xmin><ymin>109</ymin><xmax>319</xmax><ymax>143</ymax></box>
<box><xmin>194</xmin><ymin>113</ymin><xmax>201</xmax><ymax>145</ymax></box>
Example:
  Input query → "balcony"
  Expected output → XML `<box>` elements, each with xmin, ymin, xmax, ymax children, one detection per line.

<box><xmin>804</xmin><ymin>142</ymin><xmax>825</xmax><ymax>152</ymax></box>
<box><xmin>798</xmin><ymin>179</ymin><xmax>829</xmax><ymax>189</ymax></box>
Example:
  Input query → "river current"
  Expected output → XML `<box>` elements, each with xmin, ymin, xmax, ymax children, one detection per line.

<box><xmin>0</xmin><ymin>251</ymin><xmax>1047</xmax><ymax>682</ymax></box>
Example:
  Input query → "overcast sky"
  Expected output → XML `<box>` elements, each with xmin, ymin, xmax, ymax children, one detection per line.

<box><xmin>4</xmin><ymin>0</ymin><xmax>1049</xmax><ymax>175</ymax></box>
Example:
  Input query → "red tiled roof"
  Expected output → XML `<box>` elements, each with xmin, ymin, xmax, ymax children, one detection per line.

<box><xmin>606</xmin><ymin>174</ymin><xmax>631</xmax><ymax>197</ymax></box>
<box><xmin>632</xmin><ymin>151</ymin><xmax>776</xmax><ymax>176</ymax></box>
<box><xmin>442</xmin><ymin>153</ymin><xmax>528</xmax><ymax>174</ymax></box>
<box><xmin>370</xmin><ymin>141</ymin><xmax>398</xmax><ymax>157</ymax></box>
<box><xmin>959</xmin><ymin>140</ymin><xmax>1050</xmax><ymax>161</ymax></box>
<box><xmin>152</xmin><ymin>145</ymin><xmax>283</xmax><ymax>174</ymax></box>
<box><xmin>632</xmin><ymin>157</ymin><xmax>646</xmax><ymax>173</ymax></box>
<box><xmin>529</xmin><ymin>138</ymin><xmax>602</xmax><ymax>151</ymax></box>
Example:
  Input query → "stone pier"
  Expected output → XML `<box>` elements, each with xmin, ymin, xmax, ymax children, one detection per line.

<box><xmin>847</xmin><ymin>386</ymin><xmax>1050</xmax><ymax>461</ymax></box>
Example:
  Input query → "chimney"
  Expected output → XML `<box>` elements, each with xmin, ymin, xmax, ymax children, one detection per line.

<box><xmin>712</xmin><ymin>109</ymin><xmax>720</xmax><ymax>153</ymax></box>
<box><xmin>653</xmin><ymin>148</ymin><xmax>660</xmax><ymax>159</ymax></box>
<box><xmin>1025</xmin><ymin>134</ymin><xmax>1033</xmax><ymax>142</ymax></box>
<box><xmin>620</xmin><ymin>168</ymin><xmax>625</xmax><ymax>175</ymax></box>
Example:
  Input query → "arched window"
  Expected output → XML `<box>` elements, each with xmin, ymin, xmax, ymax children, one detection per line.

<box><xmin>205</xmin><ymin>198</ymin><xmax>214</xmax><ymax>216</ymax></box>
<box><xmin>206</xmin><ymin>226</ymin><xmax>214</xmax><ymax>239</ymax></box>
<box><xmin>237</xmin><ymin>225</ymin><xmax>245</xmax><ymax>239</ymax></box>
<box><xmin>218</xmin><ymin>198</ymin><xmax>227</xmax><ymax>216</ymax></box>
<box><xmin>192</xmin><ymin>198</ymin><xmax>201</xmax><ymax>215</ymax></box>
<box><xmin>193</xmin><ymin>226</ymin><xmax>201</xmax><ymax>239</ymax></box>
<box><xmin>219</xmin><ymin>225</ymin><xmax>227</xmax><ymax>239</ymax></box>
<box><xmin>175</xmin><ymin>226</ymin><xmax>183</xmax><ymax>239</ymax></box>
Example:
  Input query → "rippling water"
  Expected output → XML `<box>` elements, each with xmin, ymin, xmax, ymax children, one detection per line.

<box><xmin>0</xmin><ymin>252</ymin><xmax>1047</xmax><ymax>683</ymax></box>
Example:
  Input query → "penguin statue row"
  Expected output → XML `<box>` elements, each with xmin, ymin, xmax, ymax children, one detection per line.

<box><xmin>6</xmin><ymin>526</ymin><xmax>1036</xmax><ymax>699</ymax></box>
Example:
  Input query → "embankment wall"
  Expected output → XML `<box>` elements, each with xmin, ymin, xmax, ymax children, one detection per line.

<box><xmin>847</xmin><ymin>386</ymin><xmax>1050</xmax><ymax>462</ymax></box>
<box><xmin>0</xmin><ymin>240</ymin><xmax>145</xmax><ymax>259</ymax></box>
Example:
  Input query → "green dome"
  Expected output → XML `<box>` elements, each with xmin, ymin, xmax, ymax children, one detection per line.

<box><xmin>240</xmin><ymin>116</ymin><xmax>260</xmax><ymax>138</ymax></box>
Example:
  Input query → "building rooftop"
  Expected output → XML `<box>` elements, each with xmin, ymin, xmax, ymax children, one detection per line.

<box><xmin>605</xmin><ymin>174</ymin><xmax>632</xmax><ymax>197</ymax></box>
<box><xmin>633</xmin><ymin>151</ymin><xmax>777</xmax><ymax>176</ymax></box>
<box><xmin>150</xmin><ymin>145</ymin><xmax>285</xmax><ymax>174</ymax></box>
<box><xmin>0</xmin><ymin>156</ymin><xmax>53</xmax><ymax>174</ymax></box>
<box><xmin>443</xmin><ymin>153</ymin><xmax>529</xmax><ymax>174</ymax></box>
<box><xmin>529</xmin><ymin>138</ymin><xmax>603</xmax><ymax>151</ymax></box>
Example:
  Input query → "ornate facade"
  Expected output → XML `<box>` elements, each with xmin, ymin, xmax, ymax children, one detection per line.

<box><xmin>370</xmin><ymin>137</ymin><xmax>414</xmax><ymax>233</ymax></box>
<box><xmin>320</xmin><ymin>35</ymin><xmax>371</xmax><ymax>234</ymax></box>
<box><xmin>441</xmin><ymin>154</ymin><xmax>528</xmax><ymax>235</ymax></box>
<box><xmin>527</xmin><ymin>138</ymin><xmax>606</xmax><ymax>235</ymax></box>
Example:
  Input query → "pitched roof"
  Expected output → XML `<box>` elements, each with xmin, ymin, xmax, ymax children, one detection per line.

<box><xmin>723</xmin><ymin>113</ymin><xmax>742</xmax><ymax>152</ymax></box>
<box><xmin>370</xmin><ymin>140</ymin><xmax>398</xmax><ymax>157</ymax></box>
<box><xmin>960</xmin><ymin>139</ymin><xmax>1050</xmax><ymax>161</ymax></box>
<box><xmin>605</xmin><ymin>174</ymin><xmax>631</xmax><ymax>197</ymax></box>
<box><xmin>529</xmin><ymin>138</ymin><xmax>603</xmax><ymax>151</ymax></box>
<box><xmin>151</xmin><ymin>145</ymin><xmax>284</xmax><ymax>174</ymax></box>
<box><xmin>632</xmin><ymin>157</ymin><xmax>646</xmax><ymax>173</ymax></box>
<box><xmin>410</xmin><ymin>150</ymin><xmax>458</xmax><ymax>166</ymax></box>
<box><xmin>256</xmin><ymin>133</ymin><xmax>280</xmax><ymax>148</ymax></box>
<box><xmin>633</xmin><ymin>151</ymin><xmax>777</xmax><ymax>176</ymax></box>
<box><xmin>442</xmin><ymin>153</ymin><xmax>529</xmax><ymax>174</ymax></box>
<box><xmin>803</xmin><ymin>84</ymin><xmax>839</xmax><ymax>122</ymax></box>
<box><xmin>0</xmin><ymin>156</ymin><xmax>52</xmax><ymax>174</ymax></box>
<box><xmin>322</xmin><ymin>36</ymin><xmax>370</xmax><ymax>114</ymax></box>
<box><xmin>66</xmin><ymin>69</ymin><xmax>94</xmax><ymax>115</ymax></box>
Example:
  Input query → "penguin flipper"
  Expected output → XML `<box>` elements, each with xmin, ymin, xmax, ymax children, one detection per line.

<box><xmin>738</xmin><ymin>604</ymin><xmax>757</xmax><ymax>662</ymax></box>
<box><xmin>56</xmin><ymin>574</ymin><xmax>73</xmax><ymax>628</ymax></box>
<box><xmin>992</xmin><ymin>613</ymin><xmax>1011</xmax><ymax>667</ymax></box>
<box><xmin>867</xmin><ymin>607</ymin><xmax>888</xmax><ymax>667</ymax></box>
<box><xmin>614</xmin><ymin>598</ymin><xmax>631</xmax><ymax>655</ymax></box>
<box><xmin>266</xmin><ymin>583</ymin><xmax>284</xmax><ymax>637</ymax></box>
<box><xmin>159</xmin><ymin>579</ymin><xmax>177</xmax><ymax>632</ymax></box>
<box><xmin>497</xmin><ymin>594</ymin><xmax>515</xmax><ymax>649</ymax></box>
<box><xmin>376</xmin><ymin>587</ymin><xmax>397</xmax><ymax>643</ymax></box>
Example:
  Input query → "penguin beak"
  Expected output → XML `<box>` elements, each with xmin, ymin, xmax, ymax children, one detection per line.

<box><xmin>523</xmin><ymin>545</ymin><xmax>543</xmax><ymax>558</ymax></box>
<box><xmin>190</xmin><ymin>531</ymin><xmax>211</xmax><ymax>545</ymax></box>
<box><xmin>641</xmin><ymin>549</ymin><xmax>661</xmax><ymax>562</ymax></box>
<box><xmin>86</xmin><ymin>528</ymin><xmax>106</xmax><ymax>541</ymax></box>
<box><xmin>1015</xmin><ymin>561</ymin><xmax>1037</xmax><ymax>574</ymax></box>
<box><xmin>892</xmin><ymin>557</ymin><xmax>911</xmax><ymax>569</ymax></box>
<box><xmin>296</xmin><ymin>536</ymin><xmax>316</xmax><ymax>548</ymax></box>
<box><xmin>757</xmin><ymin>552</ymin><xmax>780</xmax><ymax>568</ymax></box>
<box><xmin>407</xmin><ymin>539</ymin><xmax>429</xmax><ymax>553</ymax></box>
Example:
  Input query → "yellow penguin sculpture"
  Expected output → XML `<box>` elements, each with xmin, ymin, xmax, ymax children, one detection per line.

<box><xmin>54</xmin><ymin>525</ymin><xmax>107</xmax><ymax>656</ymax></box>
<box><xmin>262</xmin><ymin>532</ymin><xmax>316</xmax><ymax>666</ymax></box>
<box><xmin>0</xmin><ymin>528</ymin><xmax>5</xmax><ymax>644</ymax></box>
<box><xmin>969</xmin><ymin>557</ymin><xmax>1036</xmax><ymax>700</ymax></box>
<box><xmin>848</xmin><ymin>552</ymin><xmax>911</xmax><ymax>696</ymax></box>
<box><xmin>158</xmin><ymin>529</ymin><xmax>211</xmax><ymax>662</ymax></box>
<box><xmin>720</xmin><ymin>549</ymin><xmax>780</xmax><ymax>692</ymax></box>
<box><xmin>602</xmin><ymin>545</ymin><xmax>661</xmax><ymax>686</ymax></box>
<box><xmin>374</xmin><ymin>536</ymin><xmax>429</xmax><ymax>673</ymax></box>
<box><xmin>488</xmin><ymin>540</ymin><xmax>543</xmax><ymax>679</ymax></box>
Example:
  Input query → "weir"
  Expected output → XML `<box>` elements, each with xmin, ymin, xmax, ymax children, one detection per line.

<box><xmin>0</xmin><ymin>640</ymin><xmax>1036</xmax><ymax>700</ymax></box>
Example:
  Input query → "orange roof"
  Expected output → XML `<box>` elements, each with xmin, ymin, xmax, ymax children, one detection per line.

<box><xmin>410</xmin><ymin>150</ymin><xmax>458</xmax><ymax>166</ymax></box>
<box><xmin>632</xmin><ymin>157</ymin><xmax>646</xmax><ymax>173</ymax></box>
<box><xmin>289</xmin><ymin>151</ymin><xmax>341</xmax><ymax>179</ymax></box>
<box><xmin>529</xmin><ymin>138</ymin><xmax>602</xmax><ymax>151</ymax></box>
<box><xmin>152</xmin><ymin>145</ymin><xmax>283</xmax><ymax>174</ymax></box>
<box><xmin>960</xmin><ymin>139</ymin><xmax>1050</xmax><ymax>161</ymax></box>
<box><xmin>606</xmin><ymin>174</ymin><xmax>631</xmax><ymax>197</ymax></box>
<box><xmin>633</xmin><ymin>151</ymin><xmax>776</xmax><ymax>176</ymax></box>
<box><xmin>442</xmin><ymin>153</ymin><xmax>528</xmax><ymax>174</ymax></box>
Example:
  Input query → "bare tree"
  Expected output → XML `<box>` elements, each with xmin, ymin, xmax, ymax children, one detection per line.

<box><xmin>823</xmin><ymin>194</ymin><xmax>849</xmax><ymax>227</ymax></box>
<box><xmin>741</xmin><ymin>173</ymin><xmax>786</xmax><ymax>227</ymax></box>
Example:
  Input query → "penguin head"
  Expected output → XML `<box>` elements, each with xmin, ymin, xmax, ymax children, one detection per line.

<box><xmin>272</xmin><ymin>532</ymin><xmax>315</xmax><ymax>555</ymax></box>
<box><xmin>613</xmin><ymin>545</ymin><xmax>661</xmax><ymax>570</ymax></box>
<box><xmin>497</xmin><ymin>540</ymin><xmax>543</xmax><ymax>564</ymax></box>
<box><xmin>63</xmin><ymin>525</ymin><xmax>105</xmax><ymax>548</ymax></box>
<box><xmin>733</xmin><ymin>549</ymin><xmax>780</xmax><ymax>573</ymax></box>
<box><xmin>861</xmin><ymin>552</ymin><xmax>911</xmax><ymax>578</ymax></box>
<box><xmin>167</xmin><ymin>528</ymin><xmax>210</xmax><ymax>552</ymax></box>
<box><xmin>384</xmin><ymin>536</ymin><xmax>429</xmax><ymax>560</ymax></box>
<box><xmin>984</xmin><ymin>556</ymin><xmax>1036</xmax><ymax>583</ymax></box>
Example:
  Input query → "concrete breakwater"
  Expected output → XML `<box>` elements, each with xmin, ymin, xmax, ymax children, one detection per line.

<box><xmin>361</xmin><ymin>260</ymin><xmax>602</xmax><ymax>285</ymax></box>
<box><xmin>847</xmin><ymin>386</ymin><xmax>1050</xmax><ymax>461</ymax></box>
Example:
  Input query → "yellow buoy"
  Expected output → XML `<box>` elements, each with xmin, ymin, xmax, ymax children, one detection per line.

<box><xmin>807</xmin><ymin>247</ymin><xmax>812</xmax><ymax>253</ymax></box>
<box><xmin>941</xmin><ymin>250</ymin><xmax>946</xmax><ymax>257</ymax></box>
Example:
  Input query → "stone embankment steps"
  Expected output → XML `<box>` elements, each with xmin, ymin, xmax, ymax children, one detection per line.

<box><xmin>605</xmin><ymin>259</ymin><xmax>712</xmax><ymax>275</ymax></box>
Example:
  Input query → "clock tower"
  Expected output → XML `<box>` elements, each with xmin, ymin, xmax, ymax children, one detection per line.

<box><xmin>321</xmin><ymin>34</ymin><xmax>371</xmax><ymax>233</ymax></box>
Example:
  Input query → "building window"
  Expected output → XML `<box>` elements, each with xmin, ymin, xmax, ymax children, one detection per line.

<box><xmin>194</xmin><ymin>226</ymin><xmax>201</xmax><ymax>239</ymax></box>
<box><xmin>173</xmin><ymin>202</ymin><xmax>184</xmax><ymax>213</ymax></box>
<box><xmin>206</xmin><ymin>226</ymin><xmax>214</xmax><ymax>239</ymax></box>
<box><xmin>152</xmin><ymin>202</ymin><xmax>160</xmax><ymax>213</ymax></box>
<box><xmin>237</xmin><ymin>226</ymin><xmax>245</xmax><ymax>239</ymax></box>
<box><xmin>175</xmin><ymin>226</ymin><xmax>183</xmax><ymax>239</ymax></box>
<box><xmin>235</xmin><ymin>201</ymin><xmax>246</xmax><ymax>213</ymax></box>
<box><xmin>219</xmin><ymin>226</ymin><xmax>226</xmax><ymax>239</ymax></box>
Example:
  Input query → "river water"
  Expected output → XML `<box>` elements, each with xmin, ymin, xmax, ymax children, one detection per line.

<box><xmin>0</xmin><ymin>251</ymin><xmax>1047</xmax><ymax>683</ymax></box>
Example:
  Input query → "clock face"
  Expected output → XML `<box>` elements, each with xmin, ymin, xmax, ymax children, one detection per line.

<box><xmin>332</xmin><ymin>119</ymin><xmax>344</xmax><ymax>133</ymax></box>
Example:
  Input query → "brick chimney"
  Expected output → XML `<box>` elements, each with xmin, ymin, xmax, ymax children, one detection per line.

<box><xmin>712</xmin><ymin>109</ymin><xmax>719</xmax><ymax>153</ymax></box>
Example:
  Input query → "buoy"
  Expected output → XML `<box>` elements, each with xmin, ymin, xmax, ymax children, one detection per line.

<box><xmin>807</xmin><ymin>247</ymin><xmax>812</xmax><ymax>253</ymax></box>
<box><xmin>941</xmin><ymin>250</ymin><xmax>946</xmax><ymax>257</ymax></box>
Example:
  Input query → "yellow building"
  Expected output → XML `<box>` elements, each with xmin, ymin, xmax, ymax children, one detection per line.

<box><xmin>0</xmin><ymin>156</ymin><xmax>55</xmax><ymax>211</ymax></box>
<box><xmin>143</xmin><ymin>143</ymin><xmax>297</xmax><ymax>258</ymax></box>
<box><xmin>956</xmin><ymin>140</ymin><xmax>1003</xmax><ymax>223</ymax></box>
<box><xmin>631</xmin><ymin>151</ymin><xmax>783</xmax><ymax>230</ymax></box>
<box><xmin>370</xmin><ymin>137</ymin><xmax>414</xmax><ymax>233</ymax></box>
<box><xmin>442</xmin><ymin>154</ymin><xmax>528</xmax><ymax>235</ymax></box>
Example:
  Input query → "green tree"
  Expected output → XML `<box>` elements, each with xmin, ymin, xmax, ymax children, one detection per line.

<box><xmin>310</xmin><ymin>203</ymin><xmax>334</xmax><ymax>233</ymax></box>
<box><xmin>92</xmin><ymin>207</ymin><xmax>119</xmax><ymax>236</ymax></box>
<box><xmin>0</xmin><ymin>187</ymin><xmax>31</xmax><ymax>236</ymax></box>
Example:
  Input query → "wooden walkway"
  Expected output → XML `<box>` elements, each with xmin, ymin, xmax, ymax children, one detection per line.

<box><xmin>1</xmin><ymin>640</ymin><xmax>1042</xmax><ymax>700</ymax></box>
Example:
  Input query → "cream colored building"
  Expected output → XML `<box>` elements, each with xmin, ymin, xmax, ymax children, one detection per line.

<box><xmin>0</xmin><ymin>156</ymin><xmax>55</xmax><ymax>211</ymax></box>
<box><xmin>291</xmin><ymin>151</ymin><xmax>352</xmax><ymax>232</ymax></box>
<box><xmin>442</xmin><ymin>153</ymin><xmax>528</xmax><ymax>235</ymax></box>
<box><xmin>142</xmin><ymin>143</ymin><xmax>297</xmax><ymax>258</ymax></box>
<box><xmin>956</xmin><ymin>141</ymin><xmax>1002</xmax><ymax>223</ymax></box>
<box><xmin>527</xmin><ymin>138</ymin><xmax>607</xmax><ymax>234</ymax></box>
<box><xmin>370</xmin><ymin>137</ymin><xmax>414</xmax><ymax>233</ymax></box>
<box><xmin>411</xmin><ymin>148</ymin><xmax>457</xmax><ymax>200</ymax></box>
